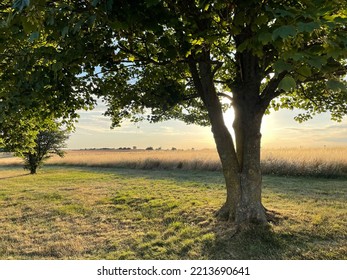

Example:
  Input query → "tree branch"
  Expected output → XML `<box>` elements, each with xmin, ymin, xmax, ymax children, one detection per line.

<box><xmin>217</xmin><ymin>92</ymin><xmax>233</xmax><ymax>103</ymax></box>
<box><xmin>117</xmin><ymin>43</ymin><xmax>171</xmax><ymax>66</ymax></box>
<box><xmin>182</xmin><ymin>93</ymin><xmax>200</xmax><ymax>101</ymax></box>
<box><xmin>213</xmin><ymin>42</ymin><xmax>235</xmax><ymax>64</ymax></box>
<box><xmin>260</xmin><ymin>71</ymin><xmax>287</xmax><ymax>105</ymax></box>
<box><xmin>211</xmin><ymin>60</ymin><xmax>223</xmax><ymax>76</ymax></box>
<box><xmin>187</xmin><ymin>57</ymin><xmax>205</xmax><ymax>100</ymax></box>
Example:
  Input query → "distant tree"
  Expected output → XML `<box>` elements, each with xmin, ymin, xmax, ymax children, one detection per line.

<box><xmin>146</xmin><ymin>147</ymin><xmax>154</xmax><ymax>151</ymax></box>
<box><xmin>18</xmin><ymin>128</ymin><xmax>69</xmax><ymax>174</ymax></box>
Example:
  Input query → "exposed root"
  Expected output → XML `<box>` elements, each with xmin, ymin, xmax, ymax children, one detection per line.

<box><xmin>214</xmin><ymin>204</ymin><xmax>230</xmax><ymax>221</ymax></box>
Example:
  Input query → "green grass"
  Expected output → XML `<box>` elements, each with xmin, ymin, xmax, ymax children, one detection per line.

<box><xmin>0</xmin><ymin>166</ymin><xmax>346</xmax><ymax>260</ymax></box>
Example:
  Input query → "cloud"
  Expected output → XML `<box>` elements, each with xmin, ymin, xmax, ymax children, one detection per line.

<box><xmin>321</xmin><ymin>137</ymin><xmax>347</xmax><ymax>143</ymax></box>
<box><xmin>262</xmin><ymin>110</ymin><xmax>347</xmax><ymax>147</ymax></box>
<box><xmin>69</xmin><ymin>103</ymin><xmax>347</xmax><ymax>149</ymax></box>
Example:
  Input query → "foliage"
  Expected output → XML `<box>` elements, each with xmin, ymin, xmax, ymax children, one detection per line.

<box><xmin>5</xmin><ymin>0</ymin><xmax>346</xmax><ymax>125</ymax></box>
<box><xmin>0</xmin><ymin>0</ymin><xmax>95</xmax><ymax>149</ymax></box>
<box><xmin>85</xmin><ymin>0</ymin><xmax>347</xmax><ymax>125</ymax></box>
<box><xmin>17</xmin><ymin>124</ymin><xmax>69</xmax><ymax>174</ymax></box>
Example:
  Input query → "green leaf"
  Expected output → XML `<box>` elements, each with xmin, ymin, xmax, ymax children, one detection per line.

<box><xmin>327</xmin><ymin>80</ymin><xmax>346</xmax><ymax>92</ymax></box>
<box><xmin>106</xmin><ymin>0</ymin><xmax>113</xmax><ymax>10</ymax></box>
<box><xmin>146</xmin><ymin>0</ymin><xmax>161</xmax><ymax>7</ymax></box>
<box><xmin>296</xmin><ymin>65</ymin><xmax>312</xmax><ymax>81</ymax></box>
<box><xmin>278</xmin><ymin>75</ymin><xmax>296</xmax><ymax>92</ymax></box>
<box><xmin>87</xmin><ymin>15</ymin><xmax>97</xmax><ymax>26</ymax></box>
<box><xmin>282</xmin><ymin>51</ymin><xmax>305</xmax><ymax>61</ymax></box>
<box><xmin>237</xmin><ymin>40</ymin><xmax>250</xmax><ymax>52</ymax></box>
<box><xmin>61</xmin><ymin>26</ymin><xmax>69</xmax><ymax>37</ymax></box>
<box><xmin>273</xmin><ymin>60</ymin><xmax>293</xmax><ymax>73</ymax></box>
<box><xmin>91</xmin><ymin>0</ymin><xmax>100</xmax><ymax>7</ymax></box>
<box><xmin>52</xmin><ymin>62</ymin><xmax>63</xmax><ymax>72</ymax></box>
<box><xmin>128</xmin><ymin>55</ymin><xmax>136</xmax><ymax>62</ymax></box>
<box><xmin>272</xmin><ymin>25</ymin><xmax>297</xmax><ymax>40</ymax></box>
<box><xmin>21</xmin><ymin>18</ymin><xmax>36</xmax><ymax>34</ymax></box>
<box><xmin>258</xmin><ymin>32</ymin><xmax>272</xmax><ymax>44</ymax></box>
<box><xmin>274</xmin><ymin>8</ymin><xmax>295</xmax><ymax>18</ymax></box>
<box><xmin>233</xmin><ymin>12</ymin><xmax>246</xmax><ymax>27</ymax></box>
<box><xmin>191</xmin><ymin>38</ymin><xmax>204</xmax><ymax>45</ymax></box>
<box><xmin>297</xmin><ymin>21</ymin><xmax>320</xmax><ymax>33</ymax></box>
<box><xmin>166</xmin><ymin>46</ymin><xmax>178</xmax><ymax>59</ymax></box>
<box><xmin>159</xmin><ymin>36</ymin><xmax>171</xmax><ymax>48</ymax></box>
<box><xmin>307</xmin><ymin>56</ymin><xmax>327</xmax><ymax>69</ymax></box>
<box><xmin>254</xmin><ymin>14</ymin><xmax>268</xmax><ymax>26</ymax></box>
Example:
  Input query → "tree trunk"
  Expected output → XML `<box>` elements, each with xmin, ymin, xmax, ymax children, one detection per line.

<box><xmin>189</xmin><ymin>54</ymin><xmax>267</xmax><ymax>227</ymax></box>
<box><xmin>213</xmin><ymin>98</ymin><xmax>267</xmax><ymax>226</ymax></box>
<box><xmin>27</xmin><ymin>154</ymin><xmax>38</xmax><ymax>174</ymax></box>
<box><xmin>232</xmin><ymin>99</ymin><xmax>267</xmax><ymax>225</ymax></box>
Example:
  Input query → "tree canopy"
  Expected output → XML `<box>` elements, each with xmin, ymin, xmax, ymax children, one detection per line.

<box><xmin>2</xmin><ymin>0</ymin><xmax>347</xmax><ymax>125</ymax></box>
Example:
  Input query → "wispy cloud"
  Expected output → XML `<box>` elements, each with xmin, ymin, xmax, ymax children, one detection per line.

<box><xmin>69</xmin><ymin>104</ymin><xmax>347</xmax><ymax>149</ymax></box>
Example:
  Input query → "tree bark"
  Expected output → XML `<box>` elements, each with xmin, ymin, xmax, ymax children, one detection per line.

<box><xmin>232</xmin><ymin>98</ymin><xmax>267</xmax><ymax>225</ymax></box>
<box><xmin>188</xmin><ymin>52</ymin><xmax>267</xmax><ymax>227</ymax></box>
<box><xmin>27</xmin><ymin>153</ymin><xmax>38</xmax><ymax>174</ymax></box>
<box><xmin>215</xmin><ymin>97</ymin><xmax>267</xmax><ymax>226</ymax></box>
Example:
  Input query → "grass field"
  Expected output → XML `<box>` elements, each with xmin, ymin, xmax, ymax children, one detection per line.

<box><xmin>0</xmin><ymin>166</ymin><xmax>346</xmax><ymax>260</ymax></box>
<box><xmin>2</xmin><ymin>147</ymin><xmax>347</xmax><ymax>177</ymax></box>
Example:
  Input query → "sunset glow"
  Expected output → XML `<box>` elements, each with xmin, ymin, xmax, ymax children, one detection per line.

<box><xmin>67</xmin><ymin>102</ymin><xmax>347</xmax><ymax>150</ymax></box>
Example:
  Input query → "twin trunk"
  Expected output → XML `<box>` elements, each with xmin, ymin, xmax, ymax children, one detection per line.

<box><xmin>190</xmin><ymin>59</ymin><xmax>267</xmax><ymax>226</ymax></box>
<box><xmin>210</xmin><ymin>93</ymin><xmax>267</xmax><ymax>225</ymax></box>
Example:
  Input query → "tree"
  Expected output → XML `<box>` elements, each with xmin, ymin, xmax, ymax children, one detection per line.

<box><xmin>88</xmin><ymin>0</ymin><xmax>347</xmax><ymax>226</ymax></box>
<box><xmin>0</xmin><ymin>0</ymin><xmax>96</xmax><ymax>150</ymax></box>
<box><xmin>18</xmin><ymin>126</ymin><xmax>69</xmax><ymax>174</ymax></box>
<box><xmin>4</xmin><ymin>0</ymin><xmax>347</xmax><ymax>228</ymax></box>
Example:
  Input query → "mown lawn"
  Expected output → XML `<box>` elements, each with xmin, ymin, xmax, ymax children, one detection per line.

<box><xmin>0</xmin><ymin>166</ymin><xmax>346</xmax><ymax>260</ymax></box>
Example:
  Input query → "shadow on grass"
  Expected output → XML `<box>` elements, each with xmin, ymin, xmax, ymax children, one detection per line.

<box><xmin>50</xmin><ymin>166</ymin><xmax>346</xmax><ymax>259</ymax></box>
<box><xmin>203</xmin><ymin>216</ymin><xmax>347</xmax><ymax>260</ymax></box>
<box><xmin>203</xmin><ymin>221</ymin><xmax>290</xmax><ymax>259</ymax></box>
<box><xmin>0</xmin><ymin>173</ymin><xmax>29</xmax><ymax>180</ymax></box>
<box><xmin>5</xmin><ymin>166</ymin><xmax>342</xmax><ymax>260</ymax></box>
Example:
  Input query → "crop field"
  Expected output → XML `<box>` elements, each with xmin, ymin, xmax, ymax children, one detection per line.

<box><xmin>1</xmin><ymin>147</ymin><xmax>347</xmax><ymax>177</ymax></box>
<box><xmin>0</xmin><ymin>148</ymin><xmax>346</xmax><ymax>260</ymax></box>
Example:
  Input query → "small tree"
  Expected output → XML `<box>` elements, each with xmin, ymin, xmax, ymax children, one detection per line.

<box><xmin>19</xmin><ymin>128</ymin><xmax>69</xmax><ymax>174</ymax></box>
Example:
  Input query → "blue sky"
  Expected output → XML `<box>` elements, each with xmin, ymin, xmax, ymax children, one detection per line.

<box><xmin>67</xmin><ymin>102</ymin><xmax>347</xmax><ymax>150</ymax></box>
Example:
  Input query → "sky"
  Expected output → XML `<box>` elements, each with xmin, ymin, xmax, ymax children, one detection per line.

<box><xmin>67</xmin><ymin>101</ymin><xmax>347</xmax><ymax>150</ymax></box>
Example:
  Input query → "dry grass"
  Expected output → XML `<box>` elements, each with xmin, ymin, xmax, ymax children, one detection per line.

<box><xmin>261</xmin><ymin>147</ymin><xmax>347</xmax><ymax>177</ymax></box>
<box><xmin>0</xmin><ymin>166</ymin><xmax>346</xmax><ymax>260</ymax></box>
<box><xmin>1</xmin><ymin>147</ymin><xmax>347</xmax><ymax>177</ymax></box>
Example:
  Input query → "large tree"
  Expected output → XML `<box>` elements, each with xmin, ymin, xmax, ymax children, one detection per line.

<box><xmin>4</xmin><ymin>0</ymin><xmax>347</xmax><ymax>227</ymax></box>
